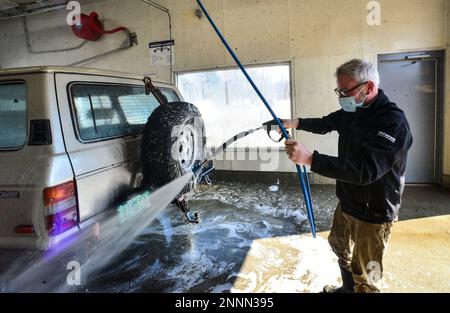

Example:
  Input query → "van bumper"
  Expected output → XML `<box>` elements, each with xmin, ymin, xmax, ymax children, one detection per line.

<box><xmin>0</xmin><ymin>236</ymin><xmax>45</xmax><ymax>250</ymax></box>
<box><xmin>0</xmin><ymin>210</ymin><xmax>110</xmax><ymax>251</ymax></box>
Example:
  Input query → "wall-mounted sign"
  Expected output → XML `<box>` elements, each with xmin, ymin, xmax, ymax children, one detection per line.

<box><xmin>149</xmin><ymin>40</ymin><xmax>175</xmax><ymax>66</ymax></box>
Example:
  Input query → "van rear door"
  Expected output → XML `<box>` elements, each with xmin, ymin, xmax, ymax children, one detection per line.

<box><xmin>0</xmin><ymin>75</ymin><xmax>75</xmax><ymax>249</ymax></box>
<box><xmin>0</xmin><ymin>81</ymin><xmax>33</xmax><ymax>242</ymax></box>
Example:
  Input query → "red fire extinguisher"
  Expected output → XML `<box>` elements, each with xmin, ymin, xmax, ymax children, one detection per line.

<box><xmin>71</xmin><ymin>12</ymin><xmax>127</xmax><ymax>41</ymax></box>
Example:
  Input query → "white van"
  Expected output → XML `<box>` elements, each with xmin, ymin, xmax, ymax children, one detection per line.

<box><xmin>0</xmin><ymin>66</ymin><xmax>206</xmax><ymax>251</ymax></box>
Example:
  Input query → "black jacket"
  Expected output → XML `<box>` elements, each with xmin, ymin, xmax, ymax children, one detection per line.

<box><xmin>298</xmin><ymin>89</ymin><xmax>413</xmax><ymax>224</ymax></box>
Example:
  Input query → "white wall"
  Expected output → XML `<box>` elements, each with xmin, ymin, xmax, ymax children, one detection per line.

<box><xmin>169</xmin><ymin>0</ymin><xmax>449</xmax><ymax>178</ymax></box>
<box><xmin>0</xmin><ymin>0</ymin><xmax>449</xmax><ymax>182</ymax></box>
<box><xmin>0</xmin><ymin>0</ymin><xmax>171</xmax><ymax>81</ymax></box>
<box><xmin>445</xmin><ymin>0</ymin><xmax>450</xmax><ymax>186</ymax></box>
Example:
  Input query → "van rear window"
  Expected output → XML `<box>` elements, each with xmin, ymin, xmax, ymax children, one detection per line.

<box><xmin>70</xmin><ymin>84</ymin><xmax>179</xmax><ymax>142</ymax></box>
<box><xmin>0</xmin><ymin>82</ymin><xmax>27</xmax><ymax>150</ymax></box>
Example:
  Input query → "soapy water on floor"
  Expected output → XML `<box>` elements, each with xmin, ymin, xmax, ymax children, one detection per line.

<box><xmin>0</xmin><ymin>178</ymin><xmax>341</xmax><ymax>293</ymax></box>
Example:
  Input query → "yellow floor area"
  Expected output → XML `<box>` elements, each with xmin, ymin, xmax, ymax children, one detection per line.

<box><xmin>231</xmin><ymin>215</ymin><xmax>450</xmax><ymax>293</ymax></box>
<box><xmin>382</xmin><ymin>215</ymin><xmax>450</xmax><ymax>293</ymax></box>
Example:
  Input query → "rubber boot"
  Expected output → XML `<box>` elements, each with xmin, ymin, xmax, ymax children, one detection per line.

<box><xmin>322</xmin><ymin>267</ymin><xmax>355</xmax><ymax>293</ymax></box>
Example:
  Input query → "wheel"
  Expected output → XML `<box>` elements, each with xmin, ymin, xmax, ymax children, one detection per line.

<box><xmin>140</xmin><ymin>101</ymin><xmax>206</xmax><ymax>192</ymax></box>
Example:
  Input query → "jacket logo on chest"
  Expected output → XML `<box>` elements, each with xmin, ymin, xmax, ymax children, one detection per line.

<box><xmin>377</xmin><ymin>131</ymin><xmax>396</xmax><ymax>143</ymax></box>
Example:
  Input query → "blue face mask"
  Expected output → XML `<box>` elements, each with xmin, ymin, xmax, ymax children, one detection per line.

<box><xmin>338</xmin><ymin>87</ymin><xmax>368</xmax><ymax>113</ymax></box>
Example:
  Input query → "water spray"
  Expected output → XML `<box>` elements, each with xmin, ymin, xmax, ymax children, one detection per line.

<box><xmin>1</xmin><ymin>173</ymin><xmax>193</xmax><ymax>292</ymax></box>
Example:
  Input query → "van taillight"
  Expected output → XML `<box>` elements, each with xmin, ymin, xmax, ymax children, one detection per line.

<box><xmin>43</xmin><ymin>181</ymin><xmax>78</xmax><ymax>236</ymax></box>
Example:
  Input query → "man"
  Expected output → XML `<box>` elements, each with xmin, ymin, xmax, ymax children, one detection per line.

<box><xmin>283</xmin><ymin>59</ymin><xmax>413</xmax><ymax>293</ymax></box>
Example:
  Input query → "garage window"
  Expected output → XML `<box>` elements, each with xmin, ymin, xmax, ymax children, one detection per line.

<box><xmin>0</xmin><ymin>82</ymin><xmax>27</xmax><ymax>150</ymax></box>
<box><xmin>70</xmin><ymin>84</ymin><xmax>177</xmax><ymax>142</ymax></box>
<box><xmin>177</xmin><ymin>64</ymin><xmax>292</xmax><ymax>148</ymax></box>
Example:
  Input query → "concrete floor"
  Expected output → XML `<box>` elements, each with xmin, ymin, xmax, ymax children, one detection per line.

<box><xmin>1</xmin><ymin>179</ymin><xmax>449</xmax><ymax>293</ymax></box>
<box><xmin>83</xmin><ymin>180</ymin><xmax>450</xmax><ymax>293</ymax></box>
<box><xmin>379</xmin><ymin>186</ymin><xmax>450</xmax><ymax>292</ymax></box>
<box><xmin>198</xmin><ymin>182</ymin><xmax>450</xmax><ymax>293</ymax></box>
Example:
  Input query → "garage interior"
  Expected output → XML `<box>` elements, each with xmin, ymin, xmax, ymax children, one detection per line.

<box><xmin>0</xmin><ymin>0</ymin><xmax>449</xmax><ymax>293</ymax></box>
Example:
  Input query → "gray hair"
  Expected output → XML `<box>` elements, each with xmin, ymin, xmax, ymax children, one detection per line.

<box><xmin>336</xmin><ymin>59</ymin><xmax>380</xmax><ymax>85</ymax></box>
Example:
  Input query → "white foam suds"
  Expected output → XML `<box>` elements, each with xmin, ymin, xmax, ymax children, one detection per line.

<box><xmin>1</xmin><ymin>178</ymin><xmax>340</xmax><ymax>293</ymax></box>
<box><xmin>229</xmin><ymin>235</ymin><xmax>340</xmax><ymax>293</ymax></box>
<box><xmin>156</xmin><ymin>211</ymin><xmax>173</xmax><ymax>245</ymax></box>
<box><xmin>210</xmin><ymin>283</ymin><xmax>233</xmax><ymax>293</ymax></box>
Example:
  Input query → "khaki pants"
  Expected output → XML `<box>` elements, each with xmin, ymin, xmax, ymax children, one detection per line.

<box><xmin>328</xmin><ymin>202</ymin><xmax>393</xmax><ymax>293</ymax></box>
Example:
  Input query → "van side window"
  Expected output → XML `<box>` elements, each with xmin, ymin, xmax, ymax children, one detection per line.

<box><xmin>160</xmin><ymin>89</ymin><xmax>180</xmax><ymax>102</ymax></box>
<box><xmin>0</xmin><ymin>82</ymin><xmax>27</xmax><ymax>150</ymax></box>
<box><xmin>71</xmin><ymin>84</ymin><xmax>162</xmax><ymax>142</ymax></box>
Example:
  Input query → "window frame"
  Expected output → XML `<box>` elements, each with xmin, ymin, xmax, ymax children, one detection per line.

<box><xmin>67</xmin><ymin>82</ymin><xmax>179</xmax><ymax>144</ymax></box>
<box><xmin>0</xmin><ymin>80</ymin><xmax>28</xmax><ymax>151</ymax></box>
<box><xmin>175</xmin><ymin>62</ymin><xmax>294</xmax><ymax>151</ymax></box>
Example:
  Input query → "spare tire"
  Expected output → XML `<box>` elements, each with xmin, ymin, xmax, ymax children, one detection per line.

<box><xmin>140</xmin><ymin>101</ymin><xmax>206</xmax><ymax>192</ymax></box>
